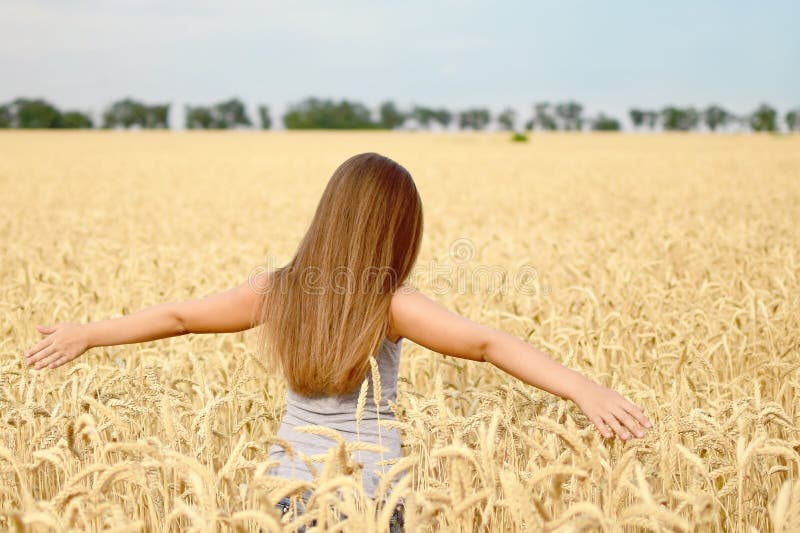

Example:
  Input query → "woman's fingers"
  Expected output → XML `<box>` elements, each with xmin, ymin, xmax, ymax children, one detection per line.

<box><xmin>35</xmin><ymin>348</ymin><xmax>68</xmax><ymax>370</ymax></box>
<box><xmin>612</xmin><ymin>406</ymin><xmax>645</xmax><ymax>438</ymax></box>
<box><xmin>33</xmin><ymin>348</ymin><xmax>61</xmax><ymax>369</ymax></box>
<box><xmin>601</xmin><ymin>413</ymin><xmax>631</xmax><ymax>440</ymax></box>
<box><xmin>593</xmin><ymin>409</ymin><xmax>650</xmax><ymax>441</ymax></box>
<box><xmin>25</xmin><ymin>337</ymin><xmax>53</xmax><ymax>359</ymax></box>
<box><xmin>28</xmin><ymin>345</ymin><xmax>58</xmax><ymax>368</ymax></box>
<box><xmin>590</xmin><ymin>415</ymin><xmax>612</xmax><ymax>439</ymax></box>
<box><xmin>623</xmin><ymin>400</ymin><xmax>653</xmax><ymax>428</ymax></box>
<box><xmin>26</xmin><ymin>341</ymin><xmax>55</xmax><ymax>365</ymax></box>
<box><xmin>45</xmin><ymin>354</ymin><xmax>70</xmax><ymax>369</ymax></box>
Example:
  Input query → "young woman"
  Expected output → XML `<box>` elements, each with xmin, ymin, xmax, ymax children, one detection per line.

<box><xmin>23</xmin><ymin>152</ymin><xmax>652</xmax><ymax>531</ymax></box>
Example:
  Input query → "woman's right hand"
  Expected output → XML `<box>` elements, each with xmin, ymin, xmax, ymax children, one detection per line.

<box><xmin>23</xmin><ymin>323</ymin><xmax>91</xmax><ymax>370</ymax></box>
<box><xmin>571</xmin><ymin>380</ymin><xmax>652</xmax><ymax>440</ymax></box>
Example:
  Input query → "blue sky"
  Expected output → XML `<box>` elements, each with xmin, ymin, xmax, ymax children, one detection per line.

<box><xmin>1</xmin><ymin>0</ymin><xmax>797</xmax><ymax>128</ymax></box>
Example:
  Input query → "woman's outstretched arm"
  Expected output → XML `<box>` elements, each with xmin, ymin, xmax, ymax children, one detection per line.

<box><xmin>23</xmin><ymin>272</ymin><xmax>270</xmax><ymax>370</ymax></box>
<box><xmin>388</xmin><ymin>286</ymin><xmax>653</xmax><ymax>441</ymax></box>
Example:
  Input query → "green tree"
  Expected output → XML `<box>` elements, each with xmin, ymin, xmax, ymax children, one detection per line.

<box><xmin>749</xmin><ymin>103</ymin><xmax>777</xmax><ymax>132</ymax></box>
<box><xmin>214</xmin><ymin>98</ymin><xmax>252</xmax><ymax>128</ymax></box>
<box><xmin>643</xmin><ymin>111</ymin><xmax>659</xmax><ymax>130</ymax></box>
<box><xmin>410</xmin><ymin>106</ymin><xmax>436</xmax><ymax>129</ymax></box>
<box><xmin>497</xmin><ymin>108</ymin><xmax>516</xmax><ymax>131</ymax></box>
<box><xmin>0</xmin><ymin>104</ymin><xmax>10</xmax><ymax>128</ymax></box>
<box><xmin>591</xmin><ymin>114</ymin><xmax>621</xmax><ymax>131</ymax></box>
<box><xmin>258</xmin><ymin>105</ymin><xmax>272</xmax><ymax>129</ymax></box>
<box><xmin>185</xmin><ymin>98</ymin><xmax>251</xmax><ymax>129</ymax></box>
<box><xmin>378</xmin><ymin>101</ymin><xmax>406</xmax><ymax>129</ymax></box>
<box><xmin>786</xmin><ymin>109</ymin><xmax>800</xmax><ymax>132</ymax></box>
<box><xmin>283</xmin><ymin>97</ymin><xmax>378</xmax><ymax>129</ymax></box>
<box><xmin>703</xmin><ymin>105</ymin><xmax>730</xmax><ymax>131</ymax></box>
<box><xmin>0</xmin><ymin>98</ymin><xmax>93</xmax><ymax>128</ymax></box>
<box><xmin>11</xmin><ymin>98</ymin><xmax>62</xmax><ymax>128</ymax></box>
<box><xmin>458</xmin><ymin>108</ymin><xmax>491</xmax><ymax>130</ymax></box>
<box><xmin>412</xmin><ymin>106</ymin><xmax>455</xmax><ymax>130</ymax></box>
<box><xmin>433</xmin><ymin>108</ymin><xmax>452</xmax><ymax>129</ymax></box>
<box><xmin>661</xmin><ymin>106</ymin><xmax>700</xmax><ymax>131</ymax></box>
<box><xmin>684</xmin><ymin>107</ymin><xmax>700</xmax><ymax>130</ymax></box>
<box><xmin>185</xmin><ymin>106</ymin><xmax>215</xmax><ymax>129</ymax></box>
<box><xmin>555</xmin><ymin>101</ymin><xmax>583</xmax><ymax>130</ymax></box>
<box><xmin>629</xmin><ymin>109</ymin><xmax>645</xmax><ymax>129</ymax></box>
<box><xmin>660</xmin><ymin>106</ymin><xmax>681</xmax><ymax>130</ymax></box>
<box><xmin>102</xmin><ymin>99</ymin><xmax>168</xmax><ymax>129</ymax></box>
<box><xmin>529</xmin><ymin>102</ymin><xmax>558</xmax><ymax>131</ymax></box>
<box><xmin>59</xmin><ymin>111</ymin><xmax>93</xmax><ymax>129</ymax></box>
<box><xmin>144</xmin><ymin>104</ymin><xmax>169</xmax><ymax>128</ymax></box>
<box><xmin>103</xmin><ymin>98</ymin><xmax>147</xmax><ymax>128</ymax></box>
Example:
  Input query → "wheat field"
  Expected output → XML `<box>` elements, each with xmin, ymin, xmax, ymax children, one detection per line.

<box><xmin>0</xmin><ymin>131</ymin><xmax>798</xmax><ymax>532</ymax></box>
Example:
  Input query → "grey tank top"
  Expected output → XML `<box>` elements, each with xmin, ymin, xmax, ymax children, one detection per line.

<box><xmin>267</xmin><ymin>337</ymin><xmax>404</xmax><ymax>499</ymax></box>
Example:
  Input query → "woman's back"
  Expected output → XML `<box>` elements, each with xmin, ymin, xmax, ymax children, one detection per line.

<box><xmin>267</xmin><ymin>336</ymin><xmax>404</xmax><ymax>499</ymax></box>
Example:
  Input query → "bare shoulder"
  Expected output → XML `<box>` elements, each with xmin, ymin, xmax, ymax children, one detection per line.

<box><xmin>386</xmin><ymin>284</ymin><xmax>419</xmax><ymax>342</ymax></box>
<box><xmin>389</xmin><ymin>283</ymin><xmax>422</xmax><ymax>308</ymax></box>
<box><xmin>249</xmin><ymin>269</ymin><xmax>276</xmax><ymax>297</ymax></box>
<box><xmin>244</xmin><ymin>269</ymin><xmax>278</xmax><ymax>323</ymax></box>
<box><xmin>387</xmin><ymin>285</ymin><xmax>495</xmax><ymax>362</ymax></box>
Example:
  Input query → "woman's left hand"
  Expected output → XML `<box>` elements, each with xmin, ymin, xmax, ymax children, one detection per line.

<box><xmin>23</xmin><ymin>323</ymin><xmax>90</xmax><ymax>370</ymax></box>
<box><xmin>571</xmin><ymin>380</ymin><xmax>653</xmax><ymax>440</ymax></box>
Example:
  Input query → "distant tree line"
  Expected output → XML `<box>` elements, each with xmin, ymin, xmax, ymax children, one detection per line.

<box><xmin>0</xmin><ymin>98</ymin><xmax>95</xmax><ymax>128</ymax></box>
<box><xmin>1</xmin><ymin>96</ymin><xmax>799</xmax><ymax>132</ymax></box>
<box><xmin>102</xmin><ymin>98</ymin><xmax>169</xmax><ymax>128</ymax></box>
<box><xmin>628</xmin><ymin>103</ymin><xmax>792</xmax><ymax>132</ymax></box>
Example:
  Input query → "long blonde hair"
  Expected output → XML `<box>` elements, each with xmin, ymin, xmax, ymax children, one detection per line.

<box><xmin>255</xmin><ymin>152</ymin><xmax>424</xmax><ymax>397</ymax></box>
